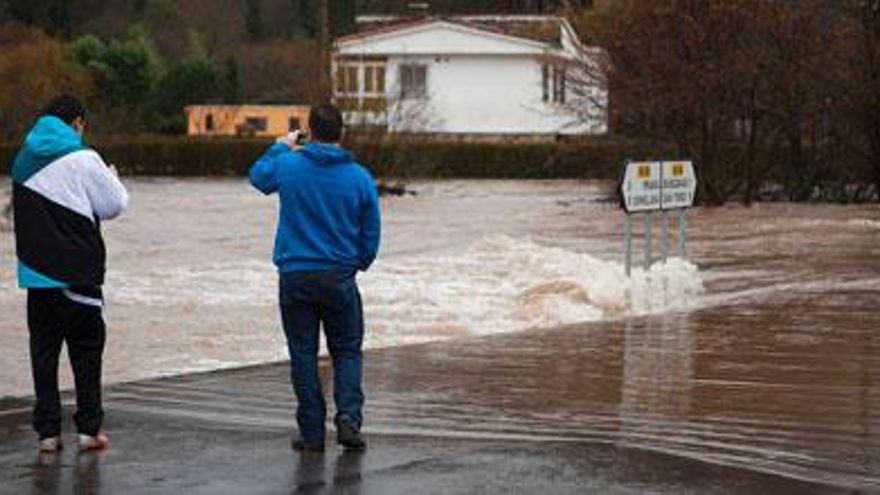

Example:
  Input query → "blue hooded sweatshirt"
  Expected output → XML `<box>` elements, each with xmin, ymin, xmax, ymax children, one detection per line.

<box><xmin>249</xmin><ymin>142</ymin><xmax>381</xmax><ymax>273</ymax></box>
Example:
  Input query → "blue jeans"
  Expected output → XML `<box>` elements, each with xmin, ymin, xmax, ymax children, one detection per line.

<box><xmin>279</xmin><ymin>268</ymin><xmax>364</xmax><ymax>442</ymax></box>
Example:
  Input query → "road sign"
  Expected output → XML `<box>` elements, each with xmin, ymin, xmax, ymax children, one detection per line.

<box><xmin>621</xmin><ymin>160</ymin><xmax>696</xmax><ymax>212</ymax></box>
<box><xmin>621</xmin><ymin>160</ymin><xmax>696</xmax><ymax>276</ymax></box>
<box><xmin>660</xmin><ymin>161</ymin><xmax>696</xmax><ymax>210</ymax></box>
<box><xmin>621</xmin><ymin>161</ymin><xmax>661</xmax><ymax>212</ymax></box>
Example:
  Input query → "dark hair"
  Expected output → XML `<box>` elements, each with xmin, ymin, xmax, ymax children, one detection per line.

<box><xmin>308</xmin><ymin>103</ymin><xmax>344</xmax><ymax>142</ymax></box>
<box><xmin>42</xmin><ymin>94</ymin><xmax>86</xmax><ymax>125</ymax></box>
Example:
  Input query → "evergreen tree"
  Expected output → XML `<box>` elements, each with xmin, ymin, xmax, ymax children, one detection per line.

<box><xmin>5</xmin><ymin>0</ymin><xmax>74</xmax><ymax>36</ymax></box>
<box><xmin>140</xmin><ymin>53</ymin><xmax>219</xmax><ymax>133</ymax></box>
<box><xmin>295</xmin><ymin>0</ymin><xmax>316</xmax><ymax>38</ymax></box>
<box><xmin>222</xmin><ymin>56</ymin><xmax>241</xmax><ymax>103</ymax></box>
<box><xmin>246</xmin><ymin>0</ymin><xmax>264</xmax><ymax>41</ymax></box>
<box><xmin>332</xmin><ymin>0</ymin><xmax>355</xmax><ymax>36</ymax></box>
<box><xmin>48</xmin><ymin>0</ymin><xmax>73</xmax><ymax>37</ymax></box>
<box><xmin>72</xmin><ymin>31</ymin><xmax>162</xmax><ymax>108</ymax></box>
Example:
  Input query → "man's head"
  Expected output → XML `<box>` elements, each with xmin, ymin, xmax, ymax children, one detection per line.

<box><xmin>308</xmin><ymin>103</ymin><xmax>344</xmax><ymax>143</ymax></box>
<box><xmin>42</xmin><ymin>94</ymin><xmax>87</xmax><ymax>134</ymax></box>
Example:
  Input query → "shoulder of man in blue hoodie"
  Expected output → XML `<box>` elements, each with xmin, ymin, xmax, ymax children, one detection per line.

<box><xmin>249</xmin><ymin>142</ymin><xmax>291</xmax><ymax>195</ymax></box>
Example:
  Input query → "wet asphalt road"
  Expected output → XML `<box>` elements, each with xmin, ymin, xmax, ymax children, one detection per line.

<box><xmin>2</xmin><ymin>299</ymin><xmax>877</xmax><ymax>494</ymax></box>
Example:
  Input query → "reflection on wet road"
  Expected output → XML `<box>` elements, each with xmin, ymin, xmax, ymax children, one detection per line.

<box><xmin>366</xmin><ymin>293</ymin><xmax>878</xmax><ymax>489</ymax></box>
<box><xmin>94</xmin><ymin>285</ymin><xmax>879</xmax><ymax>490</ymax></box>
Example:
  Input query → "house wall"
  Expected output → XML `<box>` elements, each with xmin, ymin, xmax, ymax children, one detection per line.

<box><xmin>185</xmin><ymin>105</ymin><xmax>311</xmax><ymax>137</ymax></box>
<box><xmin>335</xmin><ymin>20</ymin><xmax>608</xmax><ymax>136</ymax></box>
<box><xmin>381</xmin><ymin>54</ymin><xmax>606</xmax><ymax>135</ymax></box>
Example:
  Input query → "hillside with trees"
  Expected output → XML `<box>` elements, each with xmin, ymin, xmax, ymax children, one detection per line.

<box><xmin>0</xmin><ymin>0</ymin><xmax>877</xmax><ymax>203</ymax></box>
<box><xmin>0</xmin><ymin>0</ymin><xmax>360</xmax><ymax>137</ymax></box>
<box><xmin>0</xmin><ymin>0</ymin><xmax>591</xmax><ymax>139</ymax></box>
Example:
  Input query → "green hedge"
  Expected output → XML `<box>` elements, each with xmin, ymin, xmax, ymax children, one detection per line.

<box><xmin>0</xmin><ymin>137</ymin><xmax>273</xmax><ymax>177</ymax></box>
<box><xmin>359</xmin><ymin>139</ymin><xmax>676</xmax><ymax>179</ymax></box>
<box><xmin>1</xmin><ymin>136</ymin><xmax>672</xmax><ymax>179</ymax></box>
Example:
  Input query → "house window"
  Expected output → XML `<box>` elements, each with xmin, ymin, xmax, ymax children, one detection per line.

<box><xmin>336</xmin><ymin>65</ymin><xmax>360</xmax><ymax>95</ymax></box>
<box><xmin>288</xmin><ymin>117</ymin><xmax>301</xmax><ymax>132</ymax></box>
<box><xmin>347</xmin><ymin>66</ymin><xmax>358</xmax><ymax>93</ymax></box>
<box><xmin>363</xmin><ymin>65</ymin><xmax>386</xmax><ymax>95</ymax></box>
<box><xmin>554</xmin><ymin>66</ymin><xmax>566</xmax><ymax>104</ymax></box>
<box><xmin>205</xmin><ymin>113</ymin><xmax>214</xmax><ymax>131</ymax></box>
<box><xmin>376</xmin><ymin>66</ymin><xmax>386</xmax><ymax>93</ymax></box>
<box><xmin>366</xmin><ymin>66</ymin><xmax>386</xmax><ymax>93</ymax></box>
<box><xmin>542</xmin><ymin>64</ymin><xmax>566</xmax><ymax>104</ymax></box>
<box><xmin>244</xmin><ymin>117</ymin><xmax>267</xmax><ymax>132</ymax></box>
<box><xmin>336</xmin><ymin>67</ymin><xmax>346</xmax><ymax>93</ymax></box>
<box><xmin>399</xmin><ymin>64</ymin><xmax>427</xmax><ymax>99</ymax></box>
<box><xmin>334</xmin><ymin>60</ymin><xmax>388</xmax><ymax>114</ymax></box>
<box><xmin>365</xmin><ymin>67</ymin><xmax>374</xmax><ymax>92</ymax></box>
<box><xmin>542</xmin><ymin>65</ymin><xmax>549</xmax><ymax>102</ymax></box>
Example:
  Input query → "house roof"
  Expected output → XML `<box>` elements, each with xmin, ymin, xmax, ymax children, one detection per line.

<box><xmin>339</xmin><ymin>15</ymin><xmax>568</xmax><ymax>49</ymax></box>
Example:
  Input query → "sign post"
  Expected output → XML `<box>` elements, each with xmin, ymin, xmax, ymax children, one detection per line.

<box><xmin>644</xmin><ymin>212</ymin><xmax>652</xmax><ymax>270</ymax></box>
<box><xmin>625</xmin><ymin>215</ymin><xmax>633</xmax><ymax>274</ymax></box>
<box><xmin>678</xmin><ymin>210</ymin><xmax>687</xmax><ymax>256</ymax></box>
<box><xmin>621</xmin><ymin>160</ymin><xmax>696</xmax><ymax>275</ymax></box>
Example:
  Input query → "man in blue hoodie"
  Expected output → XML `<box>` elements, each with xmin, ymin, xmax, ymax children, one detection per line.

<box><xmin>250</xmin><ymin>103</ymin><xmax>381</xmax><ymax>452</ymax></box>
<box><xmin>12</xmin><ymin>94</ymin><xmax>129</xmax><ymax>453</ymax></box>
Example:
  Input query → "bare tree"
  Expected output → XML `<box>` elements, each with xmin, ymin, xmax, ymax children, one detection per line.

<box><xmin>838</xmin><ymin>0</ymin><xmax>880</xmax><ymax>200</ymax></box>
<box><xmin>533</xmin><ymin>41</ymin><xmax>610</xmax><ymax>136</ymax></box>
<box><xmin>569</xmin><ymin>0</ymin><xmax>877</xmax><ymax>204</ymax></box>
<box><xmin>0</xmin><ymin>22</ymin><xmax>92</xmax><ymax>141</ymax></box>
<box><xmin>864</xmin><ymin>0</ymin><xmax>880</xmax><ymax>199</ymax></box>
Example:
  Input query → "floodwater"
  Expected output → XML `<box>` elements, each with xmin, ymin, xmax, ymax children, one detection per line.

<box><xmin>0</xmin><ymin>179</ymin><xmax>705</xmax><ymax>395</ymax></box>
<box><xmin>1</xmin><ymin>179</ymin><xmax>879</xmax><ymax>489</ymax></box>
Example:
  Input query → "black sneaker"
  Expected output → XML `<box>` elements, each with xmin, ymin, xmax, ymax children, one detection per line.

<box><xmin>291</xmin><ymin>437</ymin><xmax>325</xmax><ymax>453</ymax></box>
<box><xmin>336</xmin><ymin>419</ymin><xmax>366</xmax><ymax>452</ymax></box>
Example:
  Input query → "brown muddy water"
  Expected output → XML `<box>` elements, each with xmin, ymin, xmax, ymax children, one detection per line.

<box><xmin>1</xmin><ymin>179</ymin><xmax>879</xmax><ymax>489</ymax></box>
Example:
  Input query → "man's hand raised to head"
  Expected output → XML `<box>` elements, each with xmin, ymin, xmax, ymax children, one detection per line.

<box><xmin>276</xmin><ymin>130</ymin><xmax>307</xmax><ymax>151</ymax></box>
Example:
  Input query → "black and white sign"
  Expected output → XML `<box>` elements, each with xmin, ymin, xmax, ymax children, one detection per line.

<box><xmin>621</xmin><ymin>161</ymin><xmax>696</xmax><ymax>213</ymax></box>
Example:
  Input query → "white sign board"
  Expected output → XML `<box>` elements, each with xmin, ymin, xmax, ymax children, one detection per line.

<box><xmin>660</xmin><ymin>161</ymin><xmax>696</xmax><ymax>210</ymax></box>
<box><xmin>621</xmin><ymin>161</ymin><xmax>661</xmax><ymax>212</ymax></box>
<box><xmin>621</xmin><ymin>160</ymin><xmax>696</xmax><ymax>212</ymax></box>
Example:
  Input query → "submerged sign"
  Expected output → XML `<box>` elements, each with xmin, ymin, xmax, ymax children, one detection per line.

<box><xmin>660</xmin><ymin>161</ymin><xmax>697</xmax><ymax>209</ymax></box>
<box><xmin>621</xmin><ymin>161</ymin><xmax>661</xmax><ymax>211</ymax></box>
<box><xmin>621</xmin><ymin>161</ymin><xmax>696</xmax><ymax>212</ymax></box>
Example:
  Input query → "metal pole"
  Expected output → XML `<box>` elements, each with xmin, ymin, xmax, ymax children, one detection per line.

<box><xmin>678</xmin><ymin>209</ymin><xmax>687</xmax><ymax>256</ymax></box>
<box><xmin>644</xmin><ymin>212</ymin><xmax>653</xmax><ymax>270</ymax></box>
<box><xmin>625</xmin><ymin>214</ymin><xmax>633</xmax><ymax>276</ymax></box>
<box><xmin>657</xmin><ymin>163</ymin><xmax>668</xmax><ymax>307</ymax></box>
<box><xmin>661</xmin><ymin>209</ymin><xmax>669</xmax><ymax>262</ymax></box>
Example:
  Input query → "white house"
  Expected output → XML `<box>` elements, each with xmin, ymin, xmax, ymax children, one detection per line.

<box><xmin>332</xmin><ymin>16</ymin><xmax>608</xmax><ymax>136</ymax></box>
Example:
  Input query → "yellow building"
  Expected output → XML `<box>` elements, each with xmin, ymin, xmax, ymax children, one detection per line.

<box><xmin>185</xmin><ymin>105</ymin><xmax>311</xmax><ymax>137</ymax></box>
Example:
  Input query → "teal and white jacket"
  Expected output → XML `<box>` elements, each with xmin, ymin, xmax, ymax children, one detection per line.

<box><xmin>11</xmin><ymin>116</ymin><xmax>128</xmax><ymax>290</ymax></box>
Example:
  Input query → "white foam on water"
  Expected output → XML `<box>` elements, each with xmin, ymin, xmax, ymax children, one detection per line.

<box><xmin>107</xmin><ymin>235</ymin><xmax>705</xmax><ymax>350</ymax></box>
<box><xmin>360</xmin><ymin>235</ymin><xmax>705</xmax><ymax>348</ymax></box>
<box><xmin>794</xmin><ymin>218</ymin><xmax>880</xmax><ymax>230</ymax></box>
<box><xmin>109</xmin><ymin>258</ymin><xmax>276</xmax><ymax>307</ymax></box>
<box><xmin>846</xmin><ymin>218</ymin><xmax>880</xmax><ymax>229</ymax></box>
<box><xmin>105</xmin><ymin>234</ymin><xmax>706</xmax><ymax>357</ymax></box>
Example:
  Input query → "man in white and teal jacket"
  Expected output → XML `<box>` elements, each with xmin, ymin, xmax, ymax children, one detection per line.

<box><xmin>11</xmin><ymin>94</ymin><xmax>128</xmax><ymax>452</ymax></box>
<box><xmin>250</xmin><ymin>103</ymin><xmax>380</xmax><ymax>452</ymax></box>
